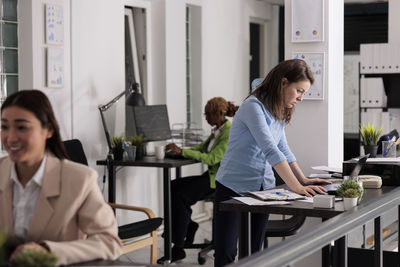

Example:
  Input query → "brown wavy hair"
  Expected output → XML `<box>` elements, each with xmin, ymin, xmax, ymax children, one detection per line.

<box><xmin>205</xmin><ymin>97</ymin><xmax>239</xmax><ymax>117</ymax></box>
<box><xmin>1</xmin><ymin>90</ymin><xmax>69</xmax><ymax>159</ymax></box>
<box><xmin>250</xmin><ymin>59</ymin><xmax>314</xmax><ymax>124</ymax></box>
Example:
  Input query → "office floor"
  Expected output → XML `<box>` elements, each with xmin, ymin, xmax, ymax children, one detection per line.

<box><xmin>117</xmin><ymin>218</ymin><xmax>399</xmax><ymax>266</ymax></box>
<box><xmin>119</xmin><ymin>219</ymin><xmax>214</xmax><ymax>266</ymax></box>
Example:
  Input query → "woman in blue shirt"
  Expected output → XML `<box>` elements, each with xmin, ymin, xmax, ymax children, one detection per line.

<box><xmin>214</xmin><ymin>59</ymin><xmax>330</xmax><ymax>266</ymax></box>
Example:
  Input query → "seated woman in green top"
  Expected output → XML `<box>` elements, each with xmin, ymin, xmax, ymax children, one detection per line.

<box><xmin>157</xmin><ymin>97</ymin><xmax>238</xmax><ymax>263</ymax></box>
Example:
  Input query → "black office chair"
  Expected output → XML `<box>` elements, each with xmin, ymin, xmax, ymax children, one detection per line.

<box><xmin>263</xmin><ymin>172</ymin><xmax>306</xmax><ymax>248</ymax></box>
<box><xmin>183</xmin><ymin>192</ymin><xmax>215</xmax><ymax>265</ymax></box>
<box><xmin>62</xmin><ymin>139</ymin><xmax>163</xmax><ymax>264</ymax></box>
<box><xmin>264</xmin><ymin>215</ymin><xmax>306</xmax><ymax>248</ymax></box>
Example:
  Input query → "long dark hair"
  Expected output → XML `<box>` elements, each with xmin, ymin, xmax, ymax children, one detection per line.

<box><xmin>250</xmin><ymin>59</ymin><xmax>314</xmax><ymax>123</ymax></box>
<box><xmin>1</xmin><ymin>90</ymin><xmax>68</xmax><ymax>159</ymax></box>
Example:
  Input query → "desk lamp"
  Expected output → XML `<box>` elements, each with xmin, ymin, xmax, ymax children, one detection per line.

<box><xmin>98</xmin><ymin>82</ymin><xmax>145</xmax><ymax>159</ymax></box>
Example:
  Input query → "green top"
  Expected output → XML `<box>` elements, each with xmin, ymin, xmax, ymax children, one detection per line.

<box><xmin>182</xmin><ymin>120</ymin><xmax>231</xmax><ymax>189</ymax></box>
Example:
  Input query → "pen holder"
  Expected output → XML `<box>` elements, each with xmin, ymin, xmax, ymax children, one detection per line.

<box><xmin>382</xmin><ymin>141</ymin><xmax>396</xmax><ymax>158</ymax></box>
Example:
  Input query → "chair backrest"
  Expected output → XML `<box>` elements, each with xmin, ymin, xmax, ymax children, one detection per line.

<box><xmin>63</xmin><ymin>139</ymin><xmax>88</xmax><ymax>166</ymax></box>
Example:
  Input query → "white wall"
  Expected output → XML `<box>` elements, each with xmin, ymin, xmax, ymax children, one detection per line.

<box><xmin>19</xmin><ymin>0</ymin><xmax>279</xmax><ymax>224</ymax></box>
<box><xmin>285</xmin><ymin>0</ymin><xmax>344</xmax><ymax>175</ymax></box>
<box><xmin>19</xmin><ymin>0</ymin><xmax>72</xmax><ymax>140</ymax></box>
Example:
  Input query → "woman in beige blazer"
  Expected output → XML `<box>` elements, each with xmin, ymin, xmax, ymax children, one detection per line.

<box><xmin>0</xmin><ymin>90</ymin><xmax>122</xmax><ymax>265</ymax></box>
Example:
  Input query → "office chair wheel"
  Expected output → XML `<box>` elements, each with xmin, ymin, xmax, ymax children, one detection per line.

<box><xmin>198</xmin><ymin>255</ymin><xmax>207</xmax><ymax>265</ymax></box>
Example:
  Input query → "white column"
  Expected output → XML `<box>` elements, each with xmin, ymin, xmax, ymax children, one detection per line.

<box><xmin>285</xmin><ymin>0</ymin><xmax>343</xmax><ymax>174</ymax></box>
<box><xmin>284</xmin><ymin>1</ymin><xmax>343</xmax><ymax>265</ymax></box>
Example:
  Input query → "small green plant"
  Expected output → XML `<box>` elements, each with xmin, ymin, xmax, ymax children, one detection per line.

<box><xmin>337</xmin><ymin>179</ymin><xmax>363</xmax><ymax>198</ymax></box>
<box><xmin>360</xmin><ymin>123</ymin><xmax>382</xmax><ymax>146</ymax></box>
<box><xmin>342</xmin><ymin>188</ymin><xmax>359</xmax><ymax>198</ymax></box>
<box><xmin>11</xmin><ymin>249</ymin><xmax>58</xmax><ymax>267</ymax></box>
<box><xmin>128</xmin><ymin>135</ymin><xmax>145</xmax><ymax>148</ymax></box>
<box><xmin>111</xmin><ymin>136</ymin><xmax>124</xmax><ymax>150</ymax></box>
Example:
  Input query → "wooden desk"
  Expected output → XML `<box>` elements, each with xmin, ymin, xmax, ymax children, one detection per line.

<box><xmin>219</xmin><ymin>186</ymin><xmax>396</xmax><ymax>267</ymax></box>
<box><xmin>96</xmin><ymin>157</ymin><xmax>198</xmax><ymax>264</ymax></box>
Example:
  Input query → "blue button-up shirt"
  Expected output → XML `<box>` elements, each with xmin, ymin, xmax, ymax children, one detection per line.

<box><xmin>216</xmin><ymin>95</ymin><xmax>296</xmax><ymax>194</ymax></box>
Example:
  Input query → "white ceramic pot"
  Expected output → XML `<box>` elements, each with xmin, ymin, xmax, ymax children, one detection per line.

<box><xmin>343</xmin><ymin>197</ymin><xmax>358</xmax><ymax>210</ymax></box>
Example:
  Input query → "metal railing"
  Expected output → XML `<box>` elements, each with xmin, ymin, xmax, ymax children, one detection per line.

<box><xmin>233</xmin><ymin>187</ymin><xmax>400</xmax><ymax>267</ymax></box>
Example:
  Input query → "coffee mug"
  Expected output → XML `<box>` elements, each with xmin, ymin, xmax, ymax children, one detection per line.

<box><xmin>155</xmin><ymin>145</ymin><xmax>165</xmax><ymax>160</ymax></box>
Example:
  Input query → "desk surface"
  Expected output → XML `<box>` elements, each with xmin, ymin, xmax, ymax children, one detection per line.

<box><xmin>96</xmin><ymin>156</ymin><xmax>198</xmax><ymax>168</ymax></box>
<box><xmin>219</xmin><ymin>186</ymin><xmax>395</xmax><ymax>219</ymax></box>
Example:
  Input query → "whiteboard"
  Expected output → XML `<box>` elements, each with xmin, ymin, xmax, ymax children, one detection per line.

<box><xmin>293</xmin><ymin>52</ymin><xmax>324</xmax><ymax>100</ymax></box>
<box><xmin>292</xmin><ymin>0</ymin><xmax>324</xmax><ymax>42</ymax></box>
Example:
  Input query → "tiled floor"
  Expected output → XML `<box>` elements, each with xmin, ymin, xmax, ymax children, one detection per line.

<box><xmin>119</xmin><ymin>219</ymin><xmax>214</xmax><ymax>266</ymax></box>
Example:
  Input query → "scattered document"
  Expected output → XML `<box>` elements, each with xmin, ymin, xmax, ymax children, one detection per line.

<box><xmin>312</xmin><ymin>166</ymin><xmax>342</xmax><ymax>173</ymax></box>
<box><xmin>296</xmin><ymin>197</ymin><xmax>313</xmax><ymax>203</ymax></box>
<box><xmin>247</xmin><ymin>188</ymin><xmax>305</xmax><ymax>201</ymax></box>
<box><xmin>366</xmin><ymin>157</ymin><xmax>400</xmax><ymax>163</ymax></box>
<box><xmin>234</xmin><ymin>197</ymin><xmax>290</xmax><ymax>206</ymax></box>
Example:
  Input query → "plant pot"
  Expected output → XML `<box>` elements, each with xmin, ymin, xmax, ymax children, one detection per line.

<box><xmin>113</xmin><ymin>148</ymin><xmax>124</xmax><ymax>161</ymax></box>
<box><xmin>343</xmin><ymin>197</ymin><xmax>358</xmax><ymax>210</ymax></box>
<box><xmin>363</xmin><ymin>145</ymin><xmax>378</xmax><ymax>158</ymax></box>
<box><xmin>136</xmin><ymin>146</ymin><xmax>145</xmax><ymax>160</ymax></box>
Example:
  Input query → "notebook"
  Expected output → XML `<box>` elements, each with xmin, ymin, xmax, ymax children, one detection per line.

<box><xmin>323</xmin><ymin>154</ymin><xmax>370</xmax><ymax>195</ymax></box>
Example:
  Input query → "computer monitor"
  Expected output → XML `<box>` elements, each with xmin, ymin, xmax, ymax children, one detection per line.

<box><xmin>133</xmin><ymin>105</ymin><xmax>172</xmax><ymax>142</ymax></box>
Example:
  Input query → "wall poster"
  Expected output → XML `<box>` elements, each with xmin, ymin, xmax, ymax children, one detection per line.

<box><xmin>293</xmin><ymin>52</ymin><xmax>324</xmax><ymax>100</ymax></box>
<box><xmin>47</xmin><ymin>48</ymin><xmax>64</xmax><ymax>88</ymax></box>
<box><xmin>292</xmin><ymin>0</ymin><xmax>324</xmax><ymax>42</ymax></box>
<box><xmin>45</xmin><ymin>4</ymin><xmax>64</xmax><ymax>45</ymax></box>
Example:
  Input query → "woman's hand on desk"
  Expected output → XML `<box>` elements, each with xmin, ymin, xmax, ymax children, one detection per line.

<box><xmin>302</xmin><ymin>177</ymin><xmax>332</xmax><ymax>186</ymax></box>
<box><xmin>293</xmin><ymin>185</ymin><xmax>328</xmax><ymax>197</ymax></box>
<box><xmin>166</xmin><ymin>143</ymin><xmax>182</xmax><ymax>155</ymax></box>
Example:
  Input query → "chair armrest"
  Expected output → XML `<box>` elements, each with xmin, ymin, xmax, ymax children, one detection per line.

<box><xmin>108</xmin><ymin>203</ymin><xmax>156</xmax><ymax>219</ymax></box>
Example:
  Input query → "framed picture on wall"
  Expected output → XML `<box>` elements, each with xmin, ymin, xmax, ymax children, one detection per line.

<box><xmin>47</xmin><ymin>48</ymin><xmax>64</xmax><ymax>88</ymax></box>
<box><xmin>292</xmin><ymin>52</ymin><xmax>324</xmax><ymax>100</ymax></box>
<box><xmin>291</xmin><ymin>0</ymin><xmax>324</xmax><ymax>43</ymax></box>
<box><xmin>45</xmin><ymin>4</ymin><xmax>64</xmax><ymax>45</ymax></box>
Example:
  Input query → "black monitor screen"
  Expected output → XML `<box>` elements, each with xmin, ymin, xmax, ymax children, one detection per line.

<box><xmin>133</xmin><ymin>105</ymin><xmax>172</xmax><ymax>142</ymax></box>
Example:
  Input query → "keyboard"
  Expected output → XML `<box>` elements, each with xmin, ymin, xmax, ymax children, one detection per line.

<box><xmin>165</xmin><ymin>152</ymin><xmax>185</xmax><ymax>160</ymax></box>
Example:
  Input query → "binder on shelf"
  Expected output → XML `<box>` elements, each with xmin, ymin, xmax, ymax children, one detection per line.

<box><xmin>381</xmin><ymin>112</ymin><xmax>390</xmax><ymax>135</ymax></box>
<box><xmin>360</xmin><ymin>76</ymin><xmax>368</xmax><ymax>107</ymax></box>
<box><xmin>393</xmin><ymin>43</ymin><xmax>400</xmax><ymax>72</ymax></box>
<box><xmin>360</xmin><ymin>44</ymin><xmax>374</xmax><ymax>74</ymax></box>
<box><xmin>373</xmin><ymin>44</ymin><xmax>381</xmax><ymax>74</ymax></box>
<box><xmin>366</xmin><ymin>77</ymin><xmax>386</xmax><ymax>108</ymax></box>
<box><xmin>379</xmin><ymin>44</ymin><xmax>391</xmax><ymax>73</ymax></box>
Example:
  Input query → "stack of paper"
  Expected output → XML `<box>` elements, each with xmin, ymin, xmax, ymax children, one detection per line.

<box><xmin>233</xmin><ymin>197</ymin><xmax>290</xmax><ymax>206</ymax></box>
<box><xmin>248</xmin><ymin>188</ymin><xmax>304</xmax><ymax>201</ymax></box>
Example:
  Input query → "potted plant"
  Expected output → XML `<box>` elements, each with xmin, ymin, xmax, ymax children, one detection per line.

<box><xmin>360</xmin><ymin>123</ymin><xmax>382</xmax><ymax>158</ymax></box>
<box><xmin>11</xmin><ymin>249</ymin><xmax>58</xmax><ymax>267</ymax></box>
<box><xmin>111</xmin><ymin>136</ymin><xmax>125</xmax><ymax>161</ymax></box>
<box><xmin>128</xmin><ymin>135</ymin><xmax>145</xmax><ymax>160</ymax></box>
<box><xmin>337</xmin><ymin>179</ymin><xmax>363</xmax><ymax>210</ymax></box>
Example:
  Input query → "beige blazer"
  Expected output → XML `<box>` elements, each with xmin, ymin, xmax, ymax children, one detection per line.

<box><xmin>0</xmin><ymin>153</ymin><xmax>122</xmax><ymax>265</ymax></box>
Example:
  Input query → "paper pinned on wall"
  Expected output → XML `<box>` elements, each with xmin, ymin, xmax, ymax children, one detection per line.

<box><xmin>291</xmin><ymin>0</ymin><xmax>324</xmax><ymax>42</ymax></box>
<box><xmin>46</xmin><ymin>4</ymin><xmax>64</xmax><ymax>45</ymax></box>
<box><xmin>293</xmin><ymin>52</ymin><xmax>324</xmax><ymax>100</ymax></box>
<box><xmin>47</xmin><ymin>48</ymin><xmax>64</xmax><ymax>88</ymax></box>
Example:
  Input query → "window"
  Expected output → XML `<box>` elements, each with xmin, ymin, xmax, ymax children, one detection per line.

<box><xmin>0</xmin><ymin>0</ymin><xmax>18</xmax><ymax>101</ymax></box>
